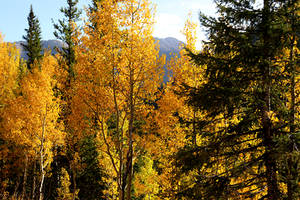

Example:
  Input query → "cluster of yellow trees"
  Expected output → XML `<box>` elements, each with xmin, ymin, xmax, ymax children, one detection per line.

<box><xmin>0</xmin><ymin>37</ymin><xmax>63</xmax><ymax>199</ymax></box>
<box><xmin>0</xmin><ymin>0</ymin><xmax>299</xmax><ymax>199</ymax></box>
<box><xmin>0</xmin><ymin>0</ymin><xmax>203</xmax><ymax>199</ymax></box>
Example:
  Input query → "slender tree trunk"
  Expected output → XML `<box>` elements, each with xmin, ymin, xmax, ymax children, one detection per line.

<box><xmin>125</xmin><ymin>9</ymin><xmax>136</xmax><ymax>196</ymax></box>
<box><xmin>21</xmin><ymin>154</ymin><xmax>28</xmax><ymax>200</ymax></box>
<box><xmin>39</xmin><ymin>161</ymin><xmax>45</xmax><ymax>200</ymax></box>
<box><xmin>13</xmin><ymin>175</ymin><xmax>20</xmax><ymax>199</ymax></box>
<box><xmin>263</xmin><ymin>117</ymin><xmax>280</xmax><ymax>200</ymax></box>
<box><xmin>39</xmin><ymin>106</ymin><xmax>48</xmax><ymax>200</ymax></box>
<box><xmin>287</xmin><ymin>32</ymin><xmax>296</xmax><ymax>200</ymax></box>
<box><xmin>72</xmin><ymin>168</ymin><xmax>77</xmax><ymax>200</ymax></box>
<box><xmin>32</xmin><ymin>159</ymin><xmax>36</xmax><ymax>200</ymax></box>
<box><xmin>125</xmin><ymin>147</ymin><xmax>133</xmax><ymax>200</ymax></box>
<box><xmin>192</xmin><ymin>110</ymin><xmax>196</xmax><ymax>146</ymax></box>
<box><xmin>262</xmin><ymin>1</ymin><xmax>280</xmax><ymax>199</ymax></box>
<box><xmin>111</xmin><ymin>46</ymin><xmax>124</xmax><ymax>200</ymax></box>
<box><xmin>39</xmin><ymin>143</ymin><xmax>44</xmax><ymax>199</ymax></box>
<box><xmin>125</xmin><ymin>65</ymin><xmax>134</xmax><ymax>200</ymax></box>
<box><xmin>262</xmin><ymin>63</ymin><xmax>280</xmax><ymax>199</ymax></box>
<box><xmin>115</xmin><ymin>86</ymin><xmax>125</xmax><ymax>200</ymax></box>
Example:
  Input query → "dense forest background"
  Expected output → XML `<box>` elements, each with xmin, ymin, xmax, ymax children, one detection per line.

<box><xmin>0</xmin><ymin>0</ymin><xmax>299</xmax><ymax>199</ymax></box>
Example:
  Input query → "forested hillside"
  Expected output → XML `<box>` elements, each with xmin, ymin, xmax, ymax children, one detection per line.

<box><xmin>0</xmin><ymin>0</ymin><xmax>299</xmax><ymax>200</ymax></box>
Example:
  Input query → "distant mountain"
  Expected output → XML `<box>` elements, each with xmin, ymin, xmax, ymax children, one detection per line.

<box><xmin>154</xmin><ymin>37</ymin><xmax>184</xmax><ymax>81</ymax></box>
<box><xmin>14</xmin><ymin>37</ymin><xmax>183</xmax><ymax>82</ymax></box>
<box><xmin>15</xmin><ymin>37</ymin><xmax>183</xmax><ymax>60</ymax></box>
<box><xmin>155</xmin><ymin>37</ymin><xmax>183</xmax><ymax>60</ymax></box>
<box><xmin>14</xmin><ymin>40</ymin><xmax>65</xmax><ymax>60</ymax></box>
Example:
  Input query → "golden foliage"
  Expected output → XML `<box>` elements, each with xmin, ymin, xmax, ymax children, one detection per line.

<box><xmin>2</xmin><ymin>52</ymin><xmax>64</xmax><ymax>175</ymax></box>
<box><xmin>70</xmin><ymin>0</ymin><xmax>164</xmax><ymax>198</ymax></box>
<box><xmin>57</xmin><ymin>168</ymin><xmax>76</xmax><ymax>200</ymax></box>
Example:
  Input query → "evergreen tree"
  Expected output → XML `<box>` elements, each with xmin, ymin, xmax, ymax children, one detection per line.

<box><xmin>53</xmin><ymin>0</ymin><xmax>81</xmax><ymax>79</ymax></box>
<box><xmin>176</xmin><ymin>0</ymin><xmax>299</xmax><ymax>199</ymax></box>
<box><xmin>276</xmin><ymin>1</ymin><xmax>300</xmax><ymax>199</ymax></box>
<box><xmin>77</xmin><ymin>134</ymin><xmax>107</xmax><ymax>200</ymax></box>
<box><xmin>90</xmin><ymin>0</ymin><xmax>101</xmax><ymax>12</ymax></box>
<box><xmin>22</xmin><ymin>5</ymin><xmax>42</xmax><ymax>70</ymax></box>
<box><xmin>53</xmin><ymin>1</ymin><xmax>82</xmax><ymax>199</ymax></box>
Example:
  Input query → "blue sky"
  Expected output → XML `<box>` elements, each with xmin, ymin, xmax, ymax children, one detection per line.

<box><xmin>0</xmin><ymin>0</ymin><xmax>216</xmax><ymax>46</ymax></box>
<box><xmin>152</xmin><ymin>0</ymin><xmax>216</xmax><ymax>42</ymax></box>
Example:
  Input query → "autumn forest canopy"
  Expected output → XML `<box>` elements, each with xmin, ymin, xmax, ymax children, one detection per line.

<box><xmin>0</xmin><ymin>0</ymin><xmax>299</xmax><ymax>199</ymax></box>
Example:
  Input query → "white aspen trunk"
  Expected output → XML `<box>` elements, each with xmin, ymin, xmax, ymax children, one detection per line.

<box><xmin>39</xmin><ymin>106</ymin><xmax>47</xmax><ymax>200</ymax></box>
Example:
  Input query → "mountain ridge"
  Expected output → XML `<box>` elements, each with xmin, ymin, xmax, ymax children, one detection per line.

<box><xmin>14</xmin><ymin>37</ymin><xmax>183</xmax><ymax>61</ymax></box>
<box><xmin>14</xmin><ymin>37</ymin><xmax>183</xmax><ymax>82</ymax></box>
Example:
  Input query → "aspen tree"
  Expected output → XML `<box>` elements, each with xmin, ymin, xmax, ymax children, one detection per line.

<box><xmin>0</xmin><ymin>33</ymin><xmax>21</xmax><ymax>197</ymax></box>
<box><xmin>2</xmin><ymin>53</ymin><xmax>64</xmax><ymax>200</ymax></box>
<box><xmin>71</xmin><ymin>0</ymin><xmax>163</xmax><ymax>199</ymax></box>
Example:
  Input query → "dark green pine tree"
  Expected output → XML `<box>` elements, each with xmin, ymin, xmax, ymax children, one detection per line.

<box><xmin>77</xmin><ymin>134</ymin><xmax>107</xmax><ymax>200</ymax></box>
<box><xmin>276</xmin><ymin>1</ymin><xmax>300</xmax><ymax>199</ymax></box>
<box><xmin>53</xmin><ymin>1</ymin><xmax>82</xmax><ymax>199</ymax></box>
<box><xmin>53</xmin><ymin>0</ymin><xmax>81</xmax><ymax>80</ymax></box>
<box><xmin>175</xmin><ymin>0</ymin><xmax>299</xmax><ymax>199</ymax></box>
<box><xmin>22</xmin><ymin>5</ymin><xmax>42</xmax><ymax>70</ymax></box>
<box><xmin>90</xmin><ymin>0</ymin><xmax>101</xmax><ymax>12</ymax></box>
